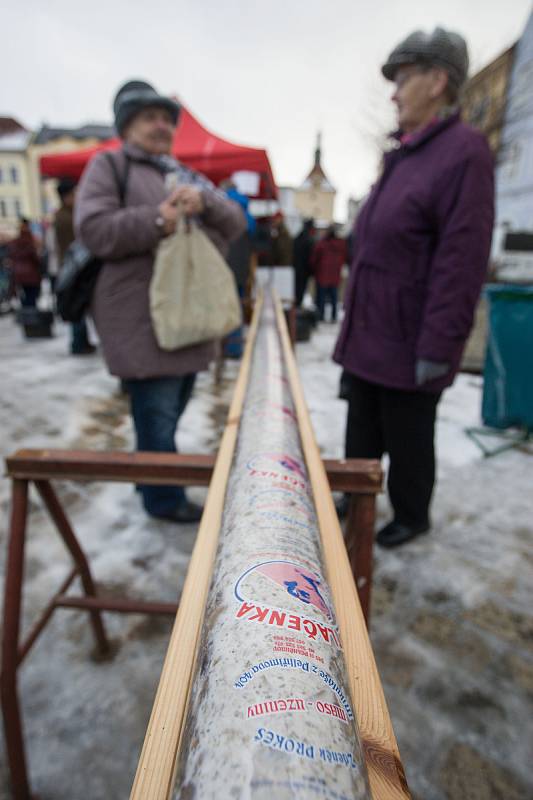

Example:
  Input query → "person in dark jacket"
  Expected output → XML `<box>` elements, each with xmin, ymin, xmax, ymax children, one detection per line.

<box><xmin>54</xmin><ymin>178</ymin><xmax>96</xmax><ymax>355</ymax></box>
<box><xmin>7</xmin><ymin>218</ymin><xmax>42</xmax><ymax>307</ymax></box>
<box><xmin>311</xmin><ymin>225</ymin><xmax>347</xmax><ymax>321</ymax></box>
<box><xmin>293</xmin><ymin>218</ymin><xmax>315</xmax><ymax>306</ymax></box>
<box><xmin>334</xmin><ymin>27</ymin><xmax>494</xmax><ymax>547</ymax></box>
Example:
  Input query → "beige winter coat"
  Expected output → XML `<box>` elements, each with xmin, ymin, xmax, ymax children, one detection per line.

<box><xmin>74</xmin><ymin>143</ymin><xmax>246</xmax><ymax>379</ymax></box>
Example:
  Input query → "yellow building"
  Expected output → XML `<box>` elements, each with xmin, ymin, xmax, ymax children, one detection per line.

<box><xmin>0</xmin><ymin>122</ymin><xmax>114</xmax><ymax>237</ymax></box>
<box><xmin>28</xmin><ymin>125</ymin><xmax>114</xmax><ymax>220</ymax></box>
<box><xmin>462</xmin><ymin>46</ymin><xmax>516</xmax><ymax>154</ymax></box>
<box><xmin>294</xmin><ymin>133</ymin><xmax>336</xmax><ymax>225</ymax></box>
<box><xmin>0</xmin><ymin>127</ymin><xmax>33</xmax><ymax>237</ymax></box>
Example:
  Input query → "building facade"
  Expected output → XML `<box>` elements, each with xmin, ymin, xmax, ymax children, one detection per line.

<box><xmin>0</xmin><ymin>119</ymin><xmax>33</xmax><ymax>236</ymax></box>
<box><xmin>459</xmin><ymin>11</ymin><xmax>533</xmax><ymax>280</ymax></box>
<box><xmin>0</xmin><ymin>122</ymin><xmax>114</xmax><ymax>236</ymax></box>
<box><xmin>29</xmin><ymin>124</ymin><xmax>114</xmax><ymax>219</ymax></box>
<box><xmin>495</xmin><ymin>12</ymin><xmax>533</xmax><ymax>230</ymax></box>
<box><xmin>492</xmin><ymin>11</ymin><xmax>533</xmax><ymax>279</ymax></box>
<box><xmin>462</xmin><ymin>46</ymin><xmax>516</xmax><ymax>154</ymax></box>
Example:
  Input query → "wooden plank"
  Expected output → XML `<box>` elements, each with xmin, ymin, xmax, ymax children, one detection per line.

<box><xmin>324</xmin><ymin>458</ymin><xmax>382</xmax><ymax>493</ymax></box>
<box><xmin>129</xmin><ymin>294</ymin><xmax>264</xmax><ymax>800</ymax></box>
<box><xmin>5</xmin><ymin>451</ymin><xmax>382</xmax><ymax>493</ymax></box>
<box><xmin>5</xmin><ymin>450</ymin><xmax>216</xmax><ymax>486</ymax></box>
<box><xmin>345</xmin><ymin>495</ymin><xmax>376</xmax><ymax>625</ymax></box>
<box><xmin>54</xmin><ymin>597</ymin><xmax>178</xmax><ymax>615</ymax></box>
<box><xmin>273</xmin><ymin>294</ymin><xmax>410</xmax><ymax>800</ymax></box>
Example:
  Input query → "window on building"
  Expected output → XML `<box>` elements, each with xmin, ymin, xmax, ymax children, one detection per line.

<box><xmin>0</xmin><ymin>199</ymin><xmax>7</xmax><ymax>218</ymax></box>
<box><xmin>0</xmin><ymin>167</ymin><xmax>3</xmax><ymax>184</ymax></box>
<box><xmin>10</xmin><ymin>165</ymin><xmax>19</xmax><ymax>184</ymax></box>
<box><xmin>13</xmin><ymin>199</ymin><xmax>22</xmax><ymax>217</ymax></box>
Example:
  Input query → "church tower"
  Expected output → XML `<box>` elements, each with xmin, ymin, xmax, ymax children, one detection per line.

<box><xmin>294</xmin><ymin>132</ymin><xmax>336</xmax><ymax>224</ymax></box>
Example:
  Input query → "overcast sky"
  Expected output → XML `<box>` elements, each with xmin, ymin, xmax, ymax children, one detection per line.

<box><xmin>2</xmin><ymin>0</ymin><xmax>532</xmax><ymax>218</ymax></box>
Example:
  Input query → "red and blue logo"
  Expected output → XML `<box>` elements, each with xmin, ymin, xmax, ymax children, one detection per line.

<box><xmin>235</xmin><ymin>560</ymin><xmax>333</xmax><ymax>621</ymax></box>
<box><xmin>246</xmin><ymin>453</ymin><xmax>307</xmax><ymax>480</ymax></box>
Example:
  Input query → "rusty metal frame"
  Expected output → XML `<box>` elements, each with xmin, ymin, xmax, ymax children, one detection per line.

<box><xmin>1</xmin><ymin>448</ymin><xmax>381</xmax><ymax>800</ymax></box>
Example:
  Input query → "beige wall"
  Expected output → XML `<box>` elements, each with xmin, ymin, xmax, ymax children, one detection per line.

<box><xmin>294</xmin><ymin>188</ymin><xmax>335</xmax><ymax>224</ymax></box>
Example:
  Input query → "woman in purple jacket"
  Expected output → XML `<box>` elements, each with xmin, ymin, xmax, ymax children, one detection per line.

<box><xmin>334</xmin><ymin>28</ymin><xmax>494</xmax><ymax>547</ymax></box>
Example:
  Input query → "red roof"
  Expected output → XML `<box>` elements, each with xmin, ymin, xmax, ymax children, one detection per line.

<box><xmin>39</xmin><ymin>106</ymin><xmax>277</xmax><ymax>199</ymax></box>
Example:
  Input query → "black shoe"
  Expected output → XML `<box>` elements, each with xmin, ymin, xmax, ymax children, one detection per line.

<box><xmin>376</xmin><ymin>520</ymin><xmax>430</xmax><ymax>548</ymax></box>
<box><xmin>71</xmin><ymin>344</ymin><xmax>96</xmax><ymax>355</ymax></box>
<box><xmin>335</xmin><ymin>494</ymin><xmax>350</xmax><ymax>520</ymax></box>
<box><xmin>152</xmin><ymin>501</ymin><xmax>204</xmax><ymax>524</ymax></box>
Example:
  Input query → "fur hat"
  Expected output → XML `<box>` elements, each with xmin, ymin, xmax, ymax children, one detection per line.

<box><xmin>113</xmin><ymin>80</ymin><xmax>180</xmax><ymax>136</ymax></box>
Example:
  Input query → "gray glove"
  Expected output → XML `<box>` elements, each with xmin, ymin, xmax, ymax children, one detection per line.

<box><xmin>415</xmin><ymin>359</ymin><xmax>449</xmax><ymax>386</ymax></box>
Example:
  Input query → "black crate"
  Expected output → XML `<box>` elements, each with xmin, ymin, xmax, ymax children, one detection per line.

<box><xmin>297</xmin><ymin>307</ymin><xmax>320</xmax><ymax>329</ymax></box>
<box><xmin>295</xmin><ymin>311</ymin><xmax>313</xmax><ymax>342</ymax></box>
<box><xmin>17</xmin><ymin>308</ymin><xmax>54</xmax><ymax>338</ymax></box>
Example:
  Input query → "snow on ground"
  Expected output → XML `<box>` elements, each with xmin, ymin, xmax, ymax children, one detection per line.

<box><xmin>0</xmin><ymin>310</ymin><xmax>531</xmax><ymax>799</ymax></box>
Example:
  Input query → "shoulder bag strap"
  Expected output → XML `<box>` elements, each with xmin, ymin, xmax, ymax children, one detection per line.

<box><xmin>103</xmin><ymin>151</ymin><xmax>131</xmax><ymax>207</ymax></box>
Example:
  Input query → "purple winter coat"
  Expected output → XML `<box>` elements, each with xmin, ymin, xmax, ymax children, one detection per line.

<box><xmin>334</xmin><ymin>114</ymin><xmax>494</xmax><ymax>392</ymax></box>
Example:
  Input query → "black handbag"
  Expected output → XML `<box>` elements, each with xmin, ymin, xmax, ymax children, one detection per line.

<box><xmin>56</xmin><ymin>152</ymin><xmax>130</xmax><ymax>322</ymax></box>
<box><xmin>55</xmin><ymin>242</ymin><xmax>102</xmax><ymax>322</ymax></box>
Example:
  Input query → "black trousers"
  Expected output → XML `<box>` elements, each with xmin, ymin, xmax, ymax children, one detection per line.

<box><xmin>294</xmin><ymin>266</ymin><xmax>311</xmax><ymax>307</ymax></box>
<box><xmin>344</xmin><ymin>373</ymin><xmax>441</xmax><ymax>528</ymax></box>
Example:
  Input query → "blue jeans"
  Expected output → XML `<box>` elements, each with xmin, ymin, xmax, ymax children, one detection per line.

<box><xmin>316</xmin><ymin>285</ymin><xmax>338</xmax><ymax>321</ymax></box>
<box><xmin>124</xmin><ymin>374</ymin><xmax>196</xmax><ymax>516</ymax></box>
<box><xmin>223</xmin><ymin>325</ymin><xmax>244</xmax><ymax>358</ymax></box>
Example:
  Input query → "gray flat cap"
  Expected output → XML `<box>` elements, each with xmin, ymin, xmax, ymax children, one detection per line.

<box><xmin>382</xmin><ymin>27</ymin><xmax>469</xmax><ymax>89</ymax></box>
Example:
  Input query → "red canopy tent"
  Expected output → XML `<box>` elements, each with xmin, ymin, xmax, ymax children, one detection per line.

<box><xmin>39</xmin><ymin>106</ymin><xmax>277</xmax><ymax>199</ymax></box>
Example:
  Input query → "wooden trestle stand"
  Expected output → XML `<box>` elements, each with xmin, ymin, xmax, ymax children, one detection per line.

<box><xmin>0</xmin><ymin>293</ymin><xmax>407</xmax><ymax>799</ymax></box>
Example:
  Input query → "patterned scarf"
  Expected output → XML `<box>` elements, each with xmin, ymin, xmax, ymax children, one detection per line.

<box><xmin>146</xmin><ymin>154</ymin><xmax>227</xmax><ymax>200</ymax></box>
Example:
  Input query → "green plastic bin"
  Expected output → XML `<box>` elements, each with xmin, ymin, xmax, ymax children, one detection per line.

<box><xmin>482</xmin><ymin>284</ymin><xmax>533</xmax><ymax>430</ymax></box>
